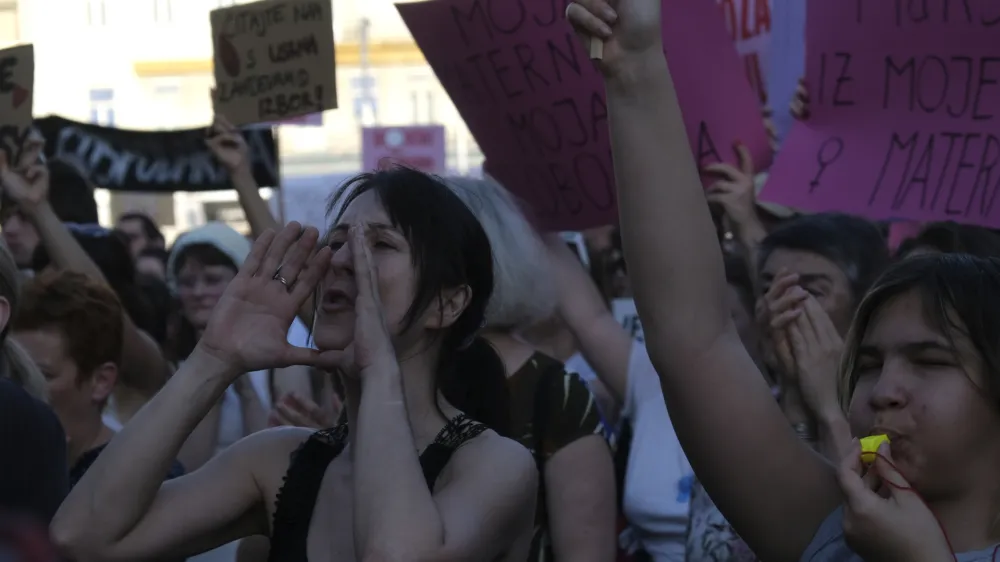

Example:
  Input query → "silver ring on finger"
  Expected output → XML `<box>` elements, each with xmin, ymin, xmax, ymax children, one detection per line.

<box><xmin>272</xmin><ymin>266</ymin><xmax>292</xmax><ymax>291</ymax></box>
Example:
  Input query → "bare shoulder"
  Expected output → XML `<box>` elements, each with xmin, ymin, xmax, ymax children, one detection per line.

<box><xmin>450</xmin><ymin>429</ymin><xmax>537</xmax><ymax>488</ymax></box>
<box><xmin>229</xmin><ymin>427</ymin><xmax>317</xmax><ymax>494</ymax></box>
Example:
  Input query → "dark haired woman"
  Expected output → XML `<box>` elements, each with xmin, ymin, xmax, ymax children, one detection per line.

<box><xmin>568</xmin><ymin>1</ymin><xmax>1000</xmax><ymax>560</ymax></box>
<box><xmin>51</xmin><ymin>168</ymin><xmax>538</xmax><ymax>561</ymax></box>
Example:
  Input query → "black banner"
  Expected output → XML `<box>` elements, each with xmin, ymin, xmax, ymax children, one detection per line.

<box><xmin>32</xmin><ymin>116</ymin><xmax>279</xmax><ymax>193</ymax></box>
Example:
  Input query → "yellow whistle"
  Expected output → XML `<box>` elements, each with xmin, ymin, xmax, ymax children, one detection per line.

<box><xmin>860</xmin><ymin>434</ymin><xmax>890</xmax><ymax>465</ymax></box>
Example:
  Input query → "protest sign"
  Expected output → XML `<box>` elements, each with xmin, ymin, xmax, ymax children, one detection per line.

<box><xmin>717</xmin><ymin>0</ymin><xmax>772</xmax><ymax>104</ymax></box>
<box><xmin>33</xmin><ymin>116</ymin><xmax>279</xmax><ymax>193</ymax></box>
<box><xmin>362</xmin><ymin>126</ymin><xmax>446</xmax><ymax>174</ymax></box>
<box><xmin>0</xmin><ymin>44</ymin><xmax>34</xmax><ymax>165</ymax></box>
<box><xmin>612</xmin><ymin>298</ymin><xmax>644</xmax><ymax>344</ymax></box>
<box><xmin>764</xmin><ymin>1</ymin><xmax>1000</xmax><ymax>227</ymax></box>
<box><xmin>397</xmin><ymin>0</ymin><xmax>770</xmax><ymax>231</ymax></box>
<box><xmin>211</xmin><ymin>0</ymin><xmax>337</xmax><ymax>126</ymax></box>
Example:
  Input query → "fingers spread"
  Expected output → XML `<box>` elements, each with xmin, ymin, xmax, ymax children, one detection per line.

<box><xmin>240</xmin><ymin>229</ymin><xmax>276</xmax><ymax>280</ymax></box>
<box><xmin>259</xmin><ymin>222</ymin><xmax>303</xmax><ymax>283</ymax></box>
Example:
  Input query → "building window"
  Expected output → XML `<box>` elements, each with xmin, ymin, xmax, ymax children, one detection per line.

<box><xmin>87</xmin><ymin>0</ymin><xmax>106</xmax><ymax>26</ymax></box>
<box><xmin>153</xmin><ymin>0</ymin><xmax>172</xmax><ymax>22</ymax></box>
<box><xmin>89</xmin><ymin>89</ymin><xmax>115</xmax><ymax>127</ymax></box>
<box><xmin>407</xmin><ymin>75</ymin><xmax>436</xmax><ymax>124</ymax></box>
<box><xmin>351</xmin><ymin>74</ymin><xmax>377</xmax><ymax>125</ymax></box>
<box><xmin>0</xmin><ymin>1</ymin><xmax>17</xmax><ymax>45</ymax></box>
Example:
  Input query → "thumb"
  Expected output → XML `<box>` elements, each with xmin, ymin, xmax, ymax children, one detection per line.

<box><xmin>873</xmin><ymin>442</ymin><xmax>915</xmax><ymax>500</ymax></box>
<box><xmin>837</xmin><ymin>438</ymin><xmax>876</xmax><ymax>510</ymax></box>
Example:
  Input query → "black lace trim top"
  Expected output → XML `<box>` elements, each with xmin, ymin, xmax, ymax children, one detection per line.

<box><xmin>266</xmin><ymin>414</ymin><xmax>487</xmax><ymax>562</ymax></box>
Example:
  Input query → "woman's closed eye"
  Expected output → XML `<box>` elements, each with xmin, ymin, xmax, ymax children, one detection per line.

<box><xmin>913</xmin><ymin>355</ymin><xmax>957</xmax><ymax>368</ymax></box>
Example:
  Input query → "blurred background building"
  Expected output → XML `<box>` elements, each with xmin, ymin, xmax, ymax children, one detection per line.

<box><xmin>1</xmin><ymin>0</ymin><xmax>482</xmax><ymax>240</ymax></box>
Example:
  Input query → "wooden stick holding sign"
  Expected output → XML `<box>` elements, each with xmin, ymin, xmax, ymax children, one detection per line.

<box><xmin>589</xmin><ymin>38</ymin><xmax>604</xmax><ymax>59</ymax></box>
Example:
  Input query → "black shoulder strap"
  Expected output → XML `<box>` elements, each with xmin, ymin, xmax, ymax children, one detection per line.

<box><xmin>418</xmin><ymin>414</ymin><xmax>487</xmax><ymax>490</ymax></box>
<box><xmin>267</xmin><ymin>425</ymin><xmax>348</xmax><ymax>562</ymax></box>
<box><xmin>531</xmin><ymin>356</ymin><xmax>563</xmax><ymax>508</ymax></box>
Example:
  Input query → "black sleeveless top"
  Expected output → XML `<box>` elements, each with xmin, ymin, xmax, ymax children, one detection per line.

<box><xmin>267</xmin><ymin>415</ymin><xmax>487</xmax><ymax>562</ymax></box>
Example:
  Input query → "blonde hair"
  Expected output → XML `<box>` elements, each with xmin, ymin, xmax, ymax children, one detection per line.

<box><xmin>444</xmin><ymin>176</ymin><xmax>556</xmax><ymax>330</ymax></box>
<box><xmin>0</xmin><ymin>242</ymin><xmax>46</xmax><ymax>401</ymax></box>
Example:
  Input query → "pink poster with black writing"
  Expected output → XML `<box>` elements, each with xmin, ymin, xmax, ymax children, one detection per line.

<box><xmin>397</xmin><ymin>0</ymin><xmax>770</xmax><ymax>231</ymax></box>
<box><xmin>764</xmin><ymin>0</ymin><xmax>1000</xmax><ymax>227</ymax></box>
<box><xmin>717</xmin><ymin>0</ymin><xmax>772</xmax><ymax>105</ymax></box>
<box><xmin>362</xmin><ymin>126</ymin><xmax>447</xmax><ymax>174</ymax></box>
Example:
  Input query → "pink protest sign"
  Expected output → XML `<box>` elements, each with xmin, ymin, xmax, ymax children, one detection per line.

<box><xmin>716</xmin><ymin>0</ymin><xmax>772</xmax><ymax>104</ymax></box>
<box><xmin>396</xmin><ymin>0</ymin><xmax>770</xmax><ymax>231</ymax></box>
<box><xmin>362</xmin><ymin>126</ymin><xmax>446</xmax><ymax>174</ymax></box>
<box><xmin>764</xmin><ymin>1</ymin><xmax>1000</xmax><ymax>227</ymax></box>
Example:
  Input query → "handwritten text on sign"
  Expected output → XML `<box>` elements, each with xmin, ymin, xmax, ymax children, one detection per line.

<box><xmin>211</xmin><ymin>0</ymin><xmax>337</xmax><ymax>126</ymax></box>
<box><xmin>396</xmin><ymin>0</ymin><xmax>769</xmax><ymax>231</ymax></box>
<box><xmin>717</xmin><ymin>0</ymin><xmax>772</xmax><ymax>104</ymax></box>
<box><xmin>0</xmin><ymin>44</ymin><xmax>34</xmax><ymax>164</ymax></box>
<box><xmin>765</xmin><ymin>1</ymin><xmax>1000</xmax><ymax>227</ymax></box>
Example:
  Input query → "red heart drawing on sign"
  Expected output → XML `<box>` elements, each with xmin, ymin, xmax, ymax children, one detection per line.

<box><xmin>11</xmin><ymin>84</ymin><xmax>29</xmax><ymax>109</ymax></box>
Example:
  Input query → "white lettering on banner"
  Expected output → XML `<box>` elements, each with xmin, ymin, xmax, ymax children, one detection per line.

<box><xmin>612</xmin><ymin>298</ymin><xmax>644</xmax><ymax>343</ymax></box>
<box><xmin>53</xmin><ymin>126</ymin><xmax>226</xmax><ymax>187</ymax></box>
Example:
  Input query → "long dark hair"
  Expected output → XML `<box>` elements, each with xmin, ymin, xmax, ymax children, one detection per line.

<box><xmin>326</xmin><ymin>167</ymin><xmax>511</xmax><ymax>436</ymax></box>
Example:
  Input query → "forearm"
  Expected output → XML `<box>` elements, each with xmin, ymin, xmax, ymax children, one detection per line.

<box><xmin>28</xmin><ymin>202</ymin><xmax>105</xmax><ymax>280</ymax></box>
<box><xmin>607</xmin><ymin>53</ymin><xmax>730</xmax><ymax>356</ymax></box>
<box><xmin>353</xmin><ymin>371</ymin><xmax>444</xmax><ymax>558</ymax></box>
<box><xmin>236</xmin><ymin>380</ymin><xmax>269</xmax><ymax>436</ymax></box>
<box><xmin>231</xmin><ymin>168</ymin><xmax>279</xmax><ymax>238</ymax></box>
<box><xmin>53</xmin><ymin>349</ymin><xmax>235</xmax><ymax>545</ymax></box>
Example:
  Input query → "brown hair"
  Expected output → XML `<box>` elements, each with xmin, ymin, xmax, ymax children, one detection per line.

<box><xmin>14</xmin><ymin>270</ymin><xmax>124</xmax><ymax>379</ymax></box>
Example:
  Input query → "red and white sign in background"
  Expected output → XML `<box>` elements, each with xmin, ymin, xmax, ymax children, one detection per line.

<box><xmin>362</xmin><ymin>126</ymin><xmax>446</xmax><ymax>174</ymax></box>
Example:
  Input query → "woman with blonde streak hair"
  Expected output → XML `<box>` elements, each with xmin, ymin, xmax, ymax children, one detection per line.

<box><xmin>445</xmin><ymin>175</ymin><xmax>617</xmax><ymax>562</ymax></box>
<box><xmin>0</xmin><ymin>241</ymin><xmax>46</xmax><ymax>401</ymax></box>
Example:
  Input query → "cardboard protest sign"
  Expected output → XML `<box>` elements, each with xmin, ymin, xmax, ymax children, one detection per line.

<box><xmin>362</xmin><ymin>126</ymin><xmax>446</xmax><ymax>174</ymax></box>
<box><xmin>764</xmin><ymin>1</ymin><xmax>1000</xmax><ymax>227</ymax></box>
<box><xmin>397</xmin><ymin>0</ymin><xmax>770</xmax><ymax>231</ymax></box>
<box><xmin>717</xmin><ymin>0</ymin><xmax>772</xmax><ymax>105</ymax></box>
<box><xmin>0</xmin><ymin>44</ymin><xmax>34</xmax><ymax>165</ymax></box>
<box><xmin>33</xmin><ymin>116</ymin><xmax>279</xmax><ymax>192</ymax></box>
<box><xmin>211</xmin><ymin>0</ymin><xmax>337</xmax><ymax>126</ymax></box>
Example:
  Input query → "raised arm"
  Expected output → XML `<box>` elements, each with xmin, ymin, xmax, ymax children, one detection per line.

<box><xmin>340</xmin><ymin>226</ymin><xmax>537</xmax><ymax>561</ymax></box>
<box><xmin>206</xmin><ymin>115</ymin><xmax>316</xmax><ymax>331</ymax></box>
<box><xmin>544</xmin><ymin>234</ymin><xmax>631</xmax><ymax>402</ymax></box>
<box><xmin>0</xmin><ymin>163</ymin><xmax>169</xmax><ymax>400</ymax></box>
<box><xmin>52</xmin><ymin>223</ymin><xmax>338</xmax><ymax>560</ymax></box>
<box><xmin>566</xmin><ymin>2</ymin><xmax>840</xmax><ymax>560</ymax></box>
<box><xmin>50</xmin><ymin>348</ymin><xmax>276</xmax><ymax>561</ymax></box>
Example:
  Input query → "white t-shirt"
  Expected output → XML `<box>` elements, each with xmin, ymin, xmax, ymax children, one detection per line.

<box><xmin>565</xmin><ymin>352</ymin><xmax>598</xmax><ymax>382</ymax></box>
<box><xmin>215</xmin><ymin>317</ymin><xmax>311</xmax><ymax>452</ymax></box>
<box><xmin>621</xmin><ymin>342</ymin><xmax>694</xmax><ymax>562</ymax></box>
